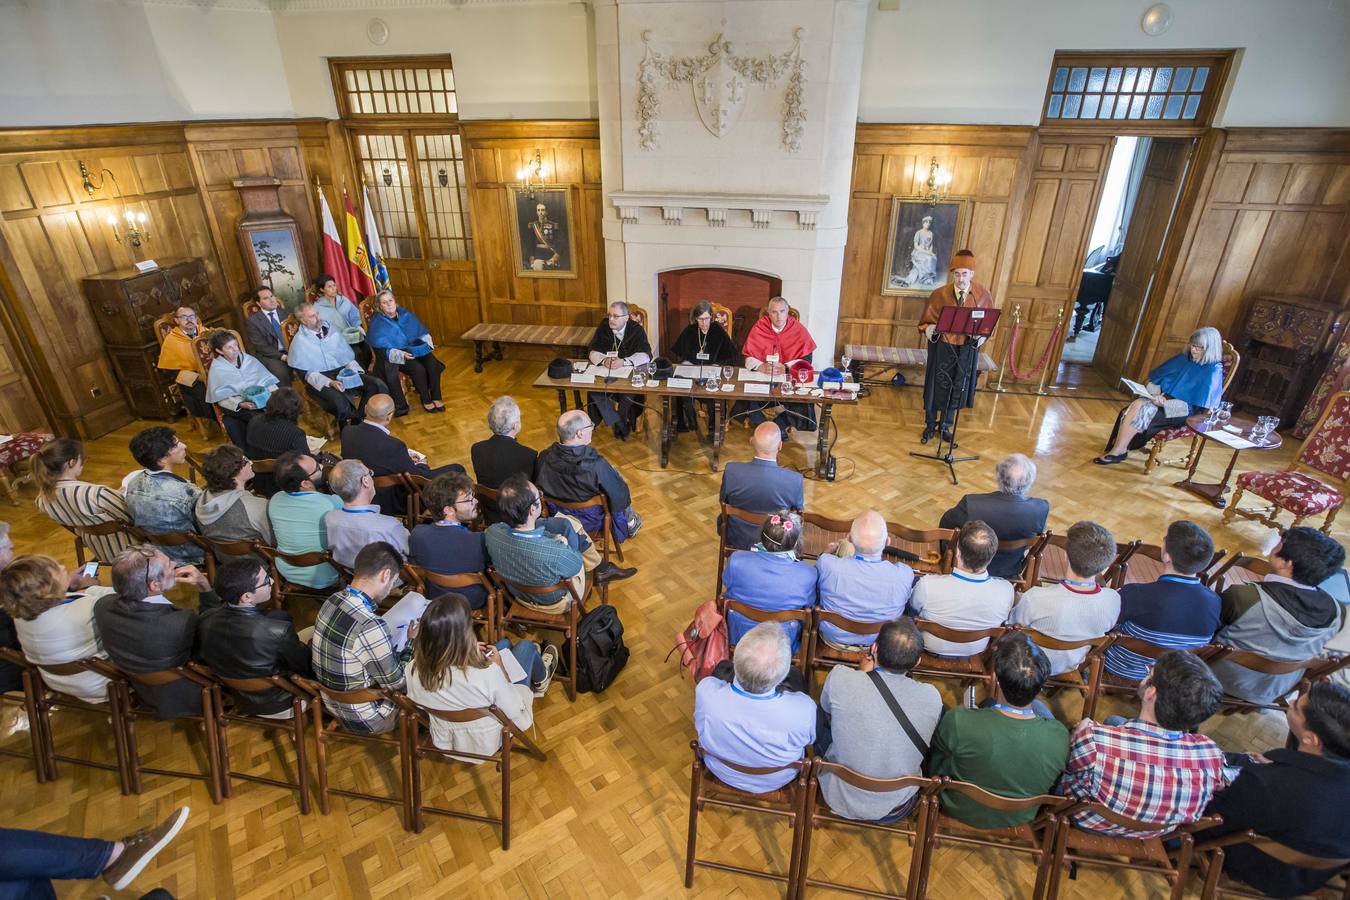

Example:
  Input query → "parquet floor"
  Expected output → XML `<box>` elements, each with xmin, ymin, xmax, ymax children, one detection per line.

<box><xmin>0</xmin><ymin>346</ymin><xmax>1322</xmax><ymax>899</ymax></box>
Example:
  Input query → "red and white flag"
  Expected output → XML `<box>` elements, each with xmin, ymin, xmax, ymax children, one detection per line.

<box><xmin>318</xmin><ymin>187</ymin><xmax>359</xmax><ymax>299</ymax></box>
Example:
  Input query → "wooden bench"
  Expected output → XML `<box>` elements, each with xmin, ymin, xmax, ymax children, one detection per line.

<box><xmin>843</xmin><ymin>343</ymin><xmax>998</xmax><ymax>389</ymax></box>
<box><xmin>462</xmin><ymin>323</ymin><xmax>597</xmax><ymax>373</ymax></box>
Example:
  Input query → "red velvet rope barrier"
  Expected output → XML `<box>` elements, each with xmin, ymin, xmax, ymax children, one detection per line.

<box><xmin>1006</xmin><ymin>320</ymin><xmax>1064</xmax><ymax>381</ymax></box>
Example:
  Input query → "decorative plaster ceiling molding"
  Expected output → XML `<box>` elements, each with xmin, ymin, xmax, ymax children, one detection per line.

<box><xmin>610</xmin><ymin>190</ymin><xmax>828</xmax><ymax>231</ymax></box>
<box><xmin>108</xmin><ymin>0</ymin><xmax>580</xmax><ymax>11</ymax></box>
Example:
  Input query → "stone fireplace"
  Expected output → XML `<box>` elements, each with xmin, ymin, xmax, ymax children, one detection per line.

<box><xmin>656</xmin><ymin>265</ymin><xmax>782</xmax><ymax>350</ymax></box>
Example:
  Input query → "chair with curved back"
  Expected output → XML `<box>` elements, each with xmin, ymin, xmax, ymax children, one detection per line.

<box><xmin>108</xmin><ymin>662</ymin><xmax>225</xmax><ymax>805</ymax></box>
<box><xmin>1146</xmin><ymin>340</ymin><xmax>1241</xmax><ymax>471</ymax></box>
<box><xmin>626</xmin><ymin>302</ymin><xmax>649</xmax><ymax>331</ymax></box>
<box><xmin>795</xmin><ymin>512</ymin><xmax>955</xmax><ymax>575</ymax></box>
<box><xmin>1032</xmin><ymin>533</ymin><xmax>1139</xmax><ymax>587</ymax></box>
<box><xmin>153</xmin><ymin>311</ymin><xmax>210</xmax><ymax>438</ymax></box>
<box><xmin>404</xmin><ymin>566</ymin><xmax>501</xmax><ymax>641</ymax></box>
<box><xmin>544</xmin><ymin>491</ymin><xmax>622</xmax><ymax>564</ymax></box>
<box><xmin>191</xmin><ymin>327</ymin><xmax>245</xmax><ymax>435</ymax></box>
<box><xmin>911</xmin><ymin>621</ymin><xmax>1008</xmax><ymax>693</ymax></box>
<box><xmin>1204</xmin><ymin>651</ymin><xmax>1350</xmax><ymax>716</ymax></box>
<box><xmin>1021</xmin><ymin>628</ymin><xmax>1116</xmax><ymax>721</ymax></box>
<box><xmin>1206</xmin><ymin>553</ymin><xmax>1274</xmax><ymax>592</ymax></box>
<box><xmin>711</xmin><ymin>302</ymin><xmax>734</xmax><ymax>341</ymax></box>
<box><xmin>721</xmin><ymin>598</ymin><xmax>813</xmax><ymax>674</ymax></box>
<box><xmin>999</xmin><ymin>533</ymin><xmax>1051</xmax><ymax>591</ymax></box>
<box><xmin>1116</xmin><ymin>541</ymin><xmax>1228</xmax><ymax>589</ymax></box>
<box><xmin>1099</xmin><ymin>636</ymin><xmax>1226</xmax><ymax>697</ymax></box>
<box><xmin>807</xmin><ymin>609</ymin><xmax>884</xmax><ymax>689</ymax></box>
<box><xmin>1194</xmin><ymin>830</ymin><xmax>1350</xmax><ymax>899</ymax></box>
<box><xmin>68</xmin><ymin>519</ymin><xmax>139</xmax><ymax>567</ymax></box>
<box><xmin>494</xmin><ymin>572</ymin><xmax>590</xmax><ymax>702</ymax></box>
<box><xmin>255</xmin><ymin>545</ymin><xmax>344</xmax><ymax>610</ymax></box>
<box><xmin>1224</xmin><ymin>390</ymin><xmax>1350</xmax><ymax>533</ymax></box>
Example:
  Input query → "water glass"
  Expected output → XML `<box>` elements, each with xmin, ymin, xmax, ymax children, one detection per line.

<box><xmin>840</xmin><ymin>353</ymin><xmax>852</xmax><ymax>374</ymax></box>
<box><xmin>779</xmin><ymin>378</ymin><xmax>795</xmax><ymax>396</ymax></box>
<box><xmin>1218</xmin><ymin>401</ymin><xmax>1233</xmax><ymax>422</ymax></box>
<box><xmin>722</xmin><ymin>365</ymin><xmax>735</xmax><ymax>383</ymax></box>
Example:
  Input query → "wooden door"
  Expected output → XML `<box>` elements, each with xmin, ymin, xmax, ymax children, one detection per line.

<box><xmin>1004</xmin><ymin>135</ymin><xmax>1113</xmax><ymax>383</ymax></box>
<box><xmin>1093</xmin><ymin>137</ymin><xmax>1192</xmax><ymax>386</ymax></box>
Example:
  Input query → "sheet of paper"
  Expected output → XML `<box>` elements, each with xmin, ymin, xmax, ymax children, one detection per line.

<box><xmin>1119</xmin><ymin>377</ymin><xmax>1152</xmax><ymax>399</ymax></box>
<box><xmin>700</xmin><ymin>366</ymin><xmax>723</xmax><ymax>379</ymax></box>
<box><xmin>305</xmin><ymin>435</ymin><xmax>327</xmax><ymax>454</ymax></box>
<box><xmin>1205</xmin><ymin>429</ymin><xmax>1256</xmax><ymax>450</ymax></box>
<box><xmin>380</xmin><ymin>591</ymin><xmax>431</xmax><ymax>652</ymax></box>
<box><xmin>665</xmin><ymin>377</ymin><xmax>693</xmax><ymax>390</ymax></box>
<box><xmin>570</xmin><ymin>373</ymin><xmax>596</xmax><ymax>384</ymax></box>
<box><xmin>673</xmin><ymin>364</ymin><xmax>702</xmax><ymax>379</ymax></box>
<box><xmin>585</xmin><ymin>364</ymin><xmax>632</xmax><ymax>379</ymax></box>
<box><xmin>744</xmin><ymin>383</ymin><xmax>771</xmax><ymax>395</ymax></box>
<box><xmin>738</xmin><ymin>369</ymin><xmax>770</xmax><ymax>382</ymax></box>
<box><xmin>492</xmin><ymin>646</ymin><xmax>527</xmax><ymax>683</ymax></box>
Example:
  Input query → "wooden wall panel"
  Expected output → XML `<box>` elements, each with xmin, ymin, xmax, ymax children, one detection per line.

<box><xmin>837</xmin><ymin>125</ymin><xmax>1037</xmax><ymax>373</ymax></box>
<box><xmin>1139</xmin><ymin>129</ymin><xmax>1350</xmax><ymax>373</ymax></box>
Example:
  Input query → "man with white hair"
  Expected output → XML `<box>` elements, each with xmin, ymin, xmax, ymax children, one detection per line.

<box><xmin>939</xmin><ymin>452</ymin><xmax>1050</xmax><ymax>580</ymax></box>
<box><xmin>586</xmin><ymin>301</ymin><xmax>652</xmax><ymax>440</ymax></box>
<box><xmin>817</xmin><ymin>511</ymin><xmax>915</xmax><ymax>647</ymax></box>
<box><xmin>535</xmin><ymin>409</ymin><xmax>643</xmax><ymax>542</ymax></box>
<box><xmin>718</xmin><ymin>422</ymin><xmax>805</xmax><ymax>551</ymax></box>
<box><xmin>322</xmin><ymin>459</ymin><xmax>410</xmax><ymax>570</ymax></box>
<box><xmin>693</xmin><ymin>622</ymin><xmax>816</xmax><ymax>793</ymax></box>
<box><xmin>471</xmin><ymin>395</ymin><xmax>538</xmax><ymax>492</ymax></box>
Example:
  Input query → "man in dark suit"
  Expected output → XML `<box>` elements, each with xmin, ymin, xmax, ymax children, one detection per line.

<box><xmin>471</xmin><ymin>396</ymin><xmax>538</xmax><ymax>524</ymax></box>
<box><xmin>719</xmin><ymin>422</ymin><xmax>805</xmax><ymax>550</ymax></box>
<box><xmin>242</xmin><ymin>286</ymin><xmax>294</xmax><ymax>384</ymax></box>
<box><xmin>340</xmin><ymin>393</ymin><xmax>464</xmax><ymax>515</ymax></box>
<box><xmin>938</xmin><ymin>453</ymin><xmax>1049</xmax><ymax>579</ymax></box>
<box><xmin>93</xmin><ymin>545</ymin><xmax>222</xmax><ymax>719</ymax></box>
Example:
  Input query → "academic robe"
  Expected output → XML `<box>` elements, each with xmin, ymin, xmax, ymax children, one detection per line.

<box><xmin>206</xmin><ymin>353</ymin><xmax>280</xmax><ymax>411</ymax></box>
<box><xmin>672</xmin><ymin>322</ymin><xmax>738</xmax><ymax>366</ymax></box>
<box><xmin>918</xmin><ymin>281</ymin><xmax>995</xmax><ymax>419</ymax></box>
<box><xmin>742</xmin><ymin>316</ymin><xmax>816</xmax><ymax>368</ymax></box>
<box><xmin>587</xmin><ymin>321</ymin><xmax>651</xmax><ymax>362</ymax></box>
<box><xmin>157</xmin><ymin>327</ymin><xmax>204</xmax><ymax>374</ymax></box>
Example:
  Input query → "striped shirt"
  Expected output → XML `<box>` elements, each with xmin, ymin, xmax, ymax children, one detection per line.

<box><xmin>311</xmin><ymin>586</ymin><xmax>412</xmax><ymax>733</ymax></box>
<box><xmin>1104</xmin><ymin>576</ymin><xmax>1221</xmax><ymax>682</ymax></box>
<box><xmin>36</xmin><ymin>480</ymin><xmax>136</xmax><ymax>563</ymax></box>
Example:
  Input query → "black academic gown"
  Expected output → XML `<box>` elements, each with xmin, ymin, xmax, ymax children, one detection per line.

<box><xmin>586</xmin><ymin>322</ymin><xmax>652</xmax><ymax>433</ymax></box>
<box><xmin>671</xmin><ymin>322</ymin><xmax>739</xmax><ymax>430</ymax></box>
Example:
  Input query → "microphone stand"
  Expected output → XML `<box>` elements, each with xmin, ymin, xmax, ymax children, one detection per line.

<box><xmin>909</xmin><ymin>307</ymin><xmax>996</xmax><ymax>485</ymax></box>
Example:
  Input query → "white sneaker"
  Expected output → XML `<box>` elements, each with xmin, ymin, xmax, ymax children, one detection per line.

<box><xmin>534</xmin><ymin>643</ymin><xmax>560</xmax><ymax>698</ymax></box>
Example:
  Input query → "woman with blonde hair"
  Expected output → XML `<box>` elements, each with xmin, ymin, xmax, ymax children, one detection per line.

<box><xmin>1095</xmin><ymin>325</ymin><xmax>1225</xmax><ymax>465</ymax></box>
<box><xmin>32</xmin><ymin>438</ymin><xmax>136</xmax><ymax>563</ymax></box>
<box><xmin>0</xmin><ymin>554</ymin><xmax>113</xmax><ymax>702</ymax></box>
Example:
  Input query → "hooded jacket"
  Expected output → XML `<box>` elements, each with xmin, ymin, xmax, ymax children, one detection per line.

<box><xmin>1212</xmin><ymin>579</ymin><xmax>1346</xmax><ymax>704</ymax></box>
<box><xmin>195</xmin><ymin>488</ymin><xmax>274</xmax><ymax>550</ymax></box>
<box><xmin>534</xmin><ymin>442</ymin><xmax>633</xmax><ymax>542</ymax></box>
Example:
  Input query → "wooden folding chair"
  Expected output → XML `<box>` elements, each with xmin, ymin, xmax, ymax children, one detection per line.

<box><xmin>1207</xmin><ymin>553</ymin><xmax>1275</xmax><ymax>592</ymax></box>
<box><xmin>495</xmin><ymin>573</ymin><xmax>589</xmax><ymax>702</ymax></box>
<box><xmin>404</xmin><ymin>566</ymin><xmax>501</xmax><ymax>641</ymax></box>
<box><xmin>474</xmin><ymin>482</ymin><xmax>501</xmax><ymax>527</ymax></box>
<box><xmin>1021</xmin><ymin>629</ymin><xmax>1116</xmax><ymax>721</ymax></box>
<box><xmin>911</xmin><ymin>621</ymin><xmax>1008</xmax><ymax>693</ymax></box>
<box><xmin>1044</xmin><ymin>803</ymin><xmax>1219</xmax><ymax>900</ymax></box>
<box><xmin>1206</xmin><ymin>649</ymin><xmax>1350</xmax><ymax>715</ymax></box>
<box><xmin>371</xmin><ymin>473</ymin><xmax>413</xmax><ymax>524</ymax></box>
<box><xmin>191</xmin><ymin>663</ymin><xmax>311</xmax><ymax>814</ymax></box>
<box><xmin>1001</xmin><ymin>533</ymin><xmax>1051</xmax><ymax>591</ymax></box>
<box><xmin>128</xmin><ymin>526</ymin><xmax>209</xmax><ymax>570</ymax></box>
<box><xmin>1099</xmin><ymin>636</ymin><xmax>1227</xmax><ymax>696</ymax></box>
<box><xmin>923</xmin><ymin>782</ymin><xmax>1076</xmax><ymax>900</ymax></box>
<box><xmin>256</xmin><ymin>545</ymin><xmax>343</xmax><ymax>608</ymax></box>
<box><xmin>69</xmin><ymin>519</ymin><xmax>138</xmax><ymax>566</ymax></box>
<box><xmin>403</xmin><ymin>472</ymin><xmax>431</xmax><ymax>523</ymax></box>
<box><xmin>1034</xmin><ymin>533</ymin><xmax>1139</xmax><ymax>587</ymax></box>
<box><xmin>21</xmin><ymin>656</ymin><xmax>132</xmax><ymax>791</ymax></box>
<box><xmin>806</xmin><ymin>608</ymin><xmax>884</xmax><ymax>688</ymax></box>
<box><xmin>1116</xmin><ymin>541</ymin><xmax>1228</xmax><ymax>589</ymax></box>
<box><xmin>0</xmin><ymin>648</ymin><xmax>46</xmax><ymax>781</ymax></box>
<box><xmin>109</xmin><ymin>663</ymin><xmax>224</xmax><ymax>804</ymax></box>
<box><xmin>795</xmin><ymin>761</ymin><xmax>938</xmax><ymax>900</ymax></box>
<box><xmin>545</xmin><ymin>492</ymin><xmax>623</xmax><ymax>563</ymax></box>
<box><xmin>292</xmin><ymin>676</ymin><xmax>411</xmax><ymax>824</ymax></box>
<box><xmin>685</xmin><ymin>739</ymin><xmax>811</xmax><ymax>894</ymax></box>
<box><xmin>722</xmin><ymin>598</ymin><xmax>813</xmax><ymax>674</ymax></box>
<box><xmin>1194</xmin><ymin>830</ymin><xmax>1350</xmax><ymax>899</ymax></box>
<box><xmin>197</xmin><ymin>536</ymin><xmax>265</xmax><ymax>581</ymax></box>
<box><xmin>716</xmin><ymin>503</ymin><xmax>771</xmax><ymax>596</ymax></box>
<box><xmin>395</xmin><ymin>695</ymin><xmax>547</xmax><ymax>848</ymax></box>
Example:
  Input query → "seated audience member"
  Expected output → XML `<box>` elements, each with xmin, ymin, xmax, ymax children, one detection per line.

<box><xmin>693</xmin><ymin>622</ymin><xmax>816</xmax><ymax>793</ymax></box>
<box><xmin>366</xmin><ymin>289</ymin><xmax>445</xmax><ymax>415</ymax></box>
<box><xmin>928</xmin><ymin>633</ymin><xmax>1070</xmax><ymax>829</ymax></box>
<box><xmin>242</xmin><ymin>285</ymin><xmax>293</xmax><ymax>383</ymax></box>
<box><xmin>1211</xmin><ymin>527</ymin><xmax>1347</xmax><ymax>704</ymax></box>
<box><xmin>194</xmin><ymin>445</ymin><xmax>273</xmax><ymax>554</ymax></box>
<box><xmin>287</xmin><ymin>300</ymin><xmax>386</xmax><ymax>429</ymax></box>
<box><xmin>0</xmin><ymin>554</ymin><xmax>113</xmax><ymax>703</ymax></box>
<box><xmin>535</xmin><ymin>409</ymin><xmax>643</xmax><ymax>542</ymax></box>
<box><xmin>408</xmin><ymin>472</ymin><xmax>489</xmax><ymax>609</ymax></box>
<box><xmin>310</xmin><ymin>541</ymin><xmax>409</xmax><ymax>734</ymax></box>
<box><xmin>1104</xmin><ymin>520</ymin><xmax>1221</xmax><ymax>681</ymax></box>
<box><xmin>205</xmin><ymin>329</ymin><xmax>279</xmax><ymax>449</ymax></box>
<box><xmin>196</xmin><ymin>557</ymin><xmax>314</xmax><ymax>718</ymax></box>
<box><xmin>909</xmin><ymin>521</ymin><xmax>1013</xmax><ymax>656</ymax></box>
<box><xmin>939</xmin><ymin>453</ymin><xmax>1050</xmax><ymax>579</ymax></box>
<box><xmin>406</xmin><ymin>593</ymin><xmax>560</xmax><ymax>756</ymax></box>
<box><xmin>267</xmin><ymin>451</ymin><xmax>341</xmax><ymax>590</ymax></box>
<box><xmin>123</xmin><ymin>427</ymin><xmax>203</xmax><ymax>565</ymax></box>
<box><xmin>586</xmin><ymin>301</ymin><xmax>652</xmax><ymax>440</ymax></box>
<box><xmin>721</xmin><ymin>511</ymin><xmax>817</xmax><ymax>652</ymax></box>
<box><xmin>245</xmin><ymin>386</ymin><xmax>310</xmax><ymax>463</ymax></box>
<box><xmin>471</xmin><ymin>396</ymin><xmax>537</xmax><ymax>521</ymax></box>
<box><xmin>323</xmin><ymin>459</ymin><xmax>410</xmax><ymax>570</ymax></box>
<box><xmin>93</xmin><ymin>546</ymin><xmax>221</xmax><ymax>718</ymax></box>
<box><xmin>483</xmin><ymin>475</ymin><xmax>586</xmax><ymax>612</ymax></box>
<box><xmin>718</xmin><ymin>422</ymin><xmax>805</xmax><ymax>551</ymax></box>
<box><xmin>32</xmin><ymin>438</ymin><xmax>136</xmax><ymax>563</ymax></box>
<box><xmin>1058</xmin><ymin>650</ymin><xmax>1226</xmax><ymax>836</ymax></box>
<box><xmin>816</xmin><ymin>510</ymin><xmax>914</xmax><ymax>647</ymax></box>
<box><xmin>156</xmin><ymin>305</ymin><xmax>212</xmax><ymax>423</ymax></box>
<box><xmin>818</xmin><ymin>618</ymin><xmax>941</xmax><ymax>821</ymax></box>
<box><xmin>312</xmin><ymin>273</ymin><xmax>370</xmax><ymax>368</ymax></box>
<box><xmin>0</xmin><ymin>524</ymin><xmax>20</xmax><ymax>694</ymax></box>
<box><xmin>1007</xmin><ymin>521</ymin><xmax>1121</xmax><ymax>675</ymax></box>
<box><xmin>1198</xmin><ymin>681</ymin><xmax>1350</xmax><ymax>898</ymax></box>
<box><xmin>341</xmin><ymin>393</ymin><xmax>464</xmax><ymax>515</ymax></box>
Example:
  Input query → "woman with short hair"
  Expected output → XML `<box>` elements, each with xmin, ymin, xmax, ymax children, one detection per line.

<box><xmin>205</xmin><ymin>330</ymin><xmax>279</xmax><ymax>449</ymax></box>
<box><xmin>366</xmin><ymin>289</ymin><xmax>445</xmax><ymax>414</ymax></box>
<box><xmin>671</xmin><ymin>299</ymin><xmax>739</xmax><ymax>431</ymax></box>
<box><xmin>32</xmin><ymin>438</ymin><xmax>136</xmax><ymax>563</ymax></box>
<box><xmin>194</xmin><ymin>445</ymin><xmax>273</xmax><ymax>555</ymax></box>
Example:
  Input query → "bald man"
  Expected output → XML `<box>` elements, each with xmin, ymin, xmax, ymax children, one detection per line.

<box><xmin>340</xmin><ymin>393</ymin><xmax>465</xmax><ymax>516</ymax></box>
<box><xmin>719</xmin><ymin>422</ymin><xmax>806</xmax><ymax>551</ymax></box>
<box><xmin>534</xmin><ymin>409</ymin><xmax>643</xmax><ymax>542</ymax></box>
<box><xmin>817</xmin><ymin>511</ymin><xmax>915</xmax><ymax>647</ymax></box>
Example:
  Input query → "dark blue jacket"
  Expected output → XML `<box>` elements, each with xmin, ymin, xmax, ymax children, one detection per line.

<box><xmin>719</xmin><ymin>458</ymin><xmax>805</xmax><ymax>551</ymax></box>
<box><xmin>938</xmin><ymin>490</ymin><xmax>1050</xmax><ymax>579</ymax></box>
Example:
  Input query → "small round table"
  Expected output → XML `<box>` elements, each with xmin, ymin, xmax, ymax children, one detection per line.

<box><xmin>1174</xmin><ymin>414</ymin><xmax>1283</xmax><ymax>508</ymax></box>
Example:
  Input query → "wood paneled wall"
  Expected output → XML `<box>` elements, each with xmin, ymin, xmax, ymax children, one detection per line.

<box><xmin>838</xmin><ymin>125</ymin><xmax>1035</xmax><ymax>373</ymax></box>
<box><xmin>462</xmin><ymin>121</ymin><xmax>605</xmax><ymax>328</ymax></box>
<box><xmin>1140</xmin><ymin>128</ymin><xmax>1350</xmax><ymax>372</ymax></box>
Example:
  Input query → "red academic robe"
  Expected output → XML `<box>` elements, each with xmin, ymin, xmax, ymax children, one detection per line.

<box><xmin>742</xmin><ymin>315</ymin><xmax>817</xmax><ymax>365</ymax></box>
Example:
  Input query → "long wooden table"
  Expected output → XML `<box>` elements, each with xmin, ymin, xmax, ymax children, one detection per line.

<box><xmin>532</xmin><ymin>367</ymin><xmax>861</xmax><ymax>476</ymax></box>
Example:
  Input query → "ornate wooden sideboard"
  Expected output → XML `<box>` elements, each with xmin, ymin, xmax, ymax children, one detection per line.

<box><xmin>1230</xmin><ymin>294</ymin><xmax>1344</xmax><ymax>426</ymax></box>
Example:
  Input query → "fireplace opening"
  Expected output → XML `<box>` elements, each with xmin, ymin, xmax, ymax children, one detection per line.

<box><xmin>657</xmin><ymin>267</ymin><xmax>783</xmax><ymax>353</ymax></box>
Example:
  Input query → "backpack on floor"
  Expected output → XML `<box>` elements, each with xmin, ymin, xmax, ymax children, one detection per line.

<box><xmin>564</xmin><ymin>604</ymin><xmax>630</xmax><ymax>694</ymax></box>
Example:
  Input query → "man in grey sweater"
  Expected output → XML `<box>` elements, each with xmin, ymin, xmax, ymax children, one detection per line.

<box><xmin>817</xmin><ymin>617</ymin><xmax>944</xmax><ymax>821</ymax></box>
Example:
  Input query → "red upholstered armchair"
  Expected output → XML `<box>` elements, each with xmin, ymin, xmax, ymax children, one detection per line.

<box><xmin>1223</xmin><ymin>390</ymin><xmax>1350</xmax><ymax>534</ymax></box>
<box><xmin>1145</xmin><ymin>340</ymin><xmax>1240</xmax><ymax>472</ymax></box>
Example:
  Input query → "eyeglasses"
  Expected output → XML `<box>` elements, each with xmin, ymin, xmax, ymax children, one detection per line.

<box><xmin>608</xmin><ymin>313</ymin><xmax>628</xmax><ymax>320</ymax></box>
<box><xmin>454</xmin><ymin>494</ymin><xmax>477</xmax><ymax>507</ymax></box>
<box><xmin>175</xmin><ymin>313</ymin><xmax>197</xmax><ymax>321</ymax></box>
<box><xmin>254</xmin><ymin>573</ymin><xmax>274</xmax><ymax>591</ymax></box>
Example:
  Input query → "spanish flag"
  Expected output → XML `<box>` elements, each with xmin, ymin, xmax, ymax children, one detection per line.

<box><xmin>343</xmin><ymin>191</ymin><xmax>376</xmax><ymax>298</ymax></box>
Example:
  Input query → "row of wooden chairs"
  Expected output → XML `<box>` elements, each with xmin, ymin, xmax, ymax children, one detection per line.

<box><xmin>687</xmin><ymin>744</ymin><xmax>1350</xmax><ymax>900</ymax></box>
<box><xmin>0</xmin><ymin>649</ymin><xmax>545</xmax><ymax>849</ymax></box>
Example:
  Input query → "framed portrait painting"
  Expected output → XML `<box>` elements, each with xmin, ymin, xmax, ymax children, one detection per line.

<box><xmin>881</xmin><ymin>198</ymin><xmax>968</xmax><ymax>297</ymax></box>
<box><xmin>508</xmin><ymin>185</ymin><xmax>576</xmax><ymax>279</ymax></box>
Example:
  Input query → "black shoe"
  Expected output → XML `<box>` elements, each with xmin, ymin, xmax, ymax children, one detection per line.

<box><xmin>941</xmin><ymin>428</ymin><xmax>957</xmax><ymax>447</ymax></box>
<box><xmin>920</xmin><ymin>427</ymin><xmax>935</xmax><ymax>444</ymax></box>
<box><xmin>594</xmin><ymin>560</ymin><xmax>637</xmax><ymax>585</ymax></box>
<box><xmin>613</xmin><ymin>424</ymin><xmax>629</xmax><ymax>441</ymax></box>
<box><xmin>394</xmin><ymin>407</ymin><xmax>411</xmax><ymax>418</ymax></box>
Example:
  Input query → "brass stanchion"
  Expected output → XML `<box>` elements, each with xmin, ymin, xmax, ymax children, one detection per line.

<box><xmin>1035</xmin><ymin>307</ymin><xmax>1064</xmax><ymax>396</ymax></box>
<box><xmin>991</xmin><ymin>303</ymin><xmax>1020</xmax><ymax>393</ymax></box>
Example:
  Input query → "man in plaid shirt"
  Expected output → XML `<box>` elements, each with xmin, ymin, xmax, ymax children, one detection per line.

<box><xmin>311</xmin><ymin>541</ymin><xmax>413</xmax><ymax>734</ymax></box>
<box><xmin>1058</xmin><ymin>650</ymin><xmax>1227</xmax><ymax>836</ymax></box>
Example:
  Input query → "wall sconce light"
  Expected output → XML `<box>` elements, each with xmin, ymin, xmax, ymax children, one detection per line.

<box><xmin>107</xmin><ymin>208</ymin><xmax>150</xmax><ymax>248</ymax></box>
<box><xmin>516</xmin><ymin>149</ymin><xmax>547</xmax><ymax>198</ymax></box>
<box><xmin>437</xmin><ymin>167</ymin><xmax>449</xmax><ymax>188</ymax></box>
<box><xmin>381</xmin><ymin>167</ymin><xmax>393</xmax><ymax>187</ymax></box>
<box><xmin>924</xmin><ymin>156</ymin><xmax>952</xmax><ymax>205</ymax></box>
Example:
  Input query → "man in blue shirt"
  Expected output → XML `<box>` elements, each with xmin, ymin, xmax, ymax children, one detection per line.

<box><xmin>817</xmin><ymin>510</ymin><xmax>914</xmax><ymax>646</ymax></box>
<box><xmin>693</xmin><ymin>622</ymin><xmax>816</xmax><ymax>793</ymax></box>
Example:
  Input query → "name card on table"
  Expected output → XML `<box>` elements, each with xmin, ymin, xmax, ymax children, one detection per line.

<box><xmin>665</xmin><ymin>377</ymin><xmax>693</xmax><ymax>390</ymax></box>
<box><xmin>744</xmin><ymin>383</ymin><xmax>771</xmax><ymax>395</ymax></box>
<box><xmin>570</xmin><ymin>373</ymin><xmax>596</xmax><ymax>384</ymax></box>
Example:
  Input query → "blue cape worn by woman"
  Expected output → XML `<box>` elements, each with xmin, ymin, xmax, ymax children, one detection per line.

<box><xmin>1150</xmin><ymin>352</ymin><xmax>1223</xmax><ymax>411</ymax></box>
<box><xmin>367</xmin><ymin>307</ymin><xmax>433</xmax><ymax>359</ymax></box>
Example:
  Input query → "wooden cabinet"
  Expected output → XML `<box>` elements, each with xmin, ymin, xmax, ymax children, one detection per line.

<box><xmin>81</xmin><ymin>258</ymin><xmax>230</xmax><ymax>419</ymax></box>
<box><xmin>1231</xmin><ymin>295</ymin><xmax>1344</xmax><ymax>426</ymax></box>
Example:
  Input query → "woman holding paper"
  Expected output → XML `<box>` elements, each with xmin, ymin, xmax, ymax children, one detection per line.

<box><xmin>672</xmin><ymin>300</ymin><xmax>739</xmax><ymax>431</ymax></box>
<box><xmin>1094</xmin><ymin>326</ymin><xmax>1224</xmax><ymax>465</ymax></box>
<box><xmin>405</xmin><ymin>593</ymin><xmax>559</xmax><ymax>758</ymax></box>
<box><xmin>366</xmin><ymin>289</ymin><xmax>446</xmax><ymax>415</ymax></box>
